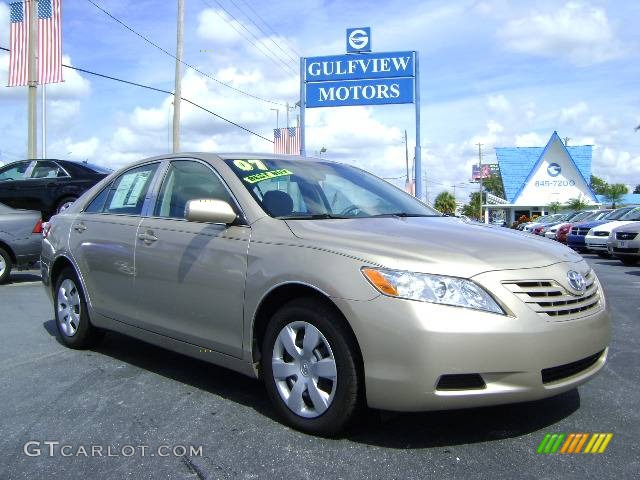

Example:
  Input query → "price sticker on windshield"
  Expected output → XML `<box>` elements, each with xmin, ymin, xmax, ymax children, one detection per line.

<box><xmin>233</xmin><ymin>160</ymin><xmax>268</xmax><ymax>171</ymax></box>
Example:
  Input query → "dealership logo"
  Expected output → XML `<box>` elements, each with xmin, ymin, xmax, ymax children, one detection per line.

<box><xmin>347</xmin><ymin>27</ymin><xmax>371</xmax><ymax>52</ymax></box>
<box><xmin>537</xmin><ymin>433</ymin><xmax>613</xmax><ymax>454</ymax></box>
<box><xmin>567</xmin><ymin>270</ymin><xmax>587</xmax><ymax>293</ymax></box>
<box><xmin>547</xmin><ymin>163</ymin><xmax>562</xmax><ymax>177</ymax></box>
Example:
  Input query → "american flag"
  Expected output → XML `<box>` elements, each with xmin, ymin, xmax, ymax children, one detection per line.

<box><xmin>273</xmin><ymin>127</ymin><xmax>300</xmax><ymax>155</ymax></box>
<box><xmin>7</xmin><ymin>0</ymin><xmax>63</xmax><ymax>87</ymax></box>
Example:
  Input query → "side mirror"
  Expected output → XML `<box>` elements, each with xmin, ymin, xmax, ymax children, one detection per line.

<box><xmin>185</xmin><ymin>199</ymin><xmax>237</xmax><ymax>224</ymax></box>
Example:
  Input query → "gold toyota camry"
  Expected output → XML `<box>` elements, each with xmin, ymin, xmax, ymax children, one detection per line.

<box><xmin>41</xmin><ymin>154</ymin><xmax>610</xmax><ymax>435</ymax></box>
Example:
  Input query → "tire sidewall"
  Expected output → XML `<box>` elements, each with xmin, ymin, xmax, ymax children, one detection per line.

<box><xmin>261</xmin><ymin>298</ymin><xmax>361</xmax><ymax>436</ymax></box>
<box><xmin>0</xmin><ymin>247</ymin><xmax>12</xmax><ymax>284</ymax></box>
<box><xmin>54</xmin><ymin>268</ymin><xmax>94</xmax><ymax>348</ymax></box>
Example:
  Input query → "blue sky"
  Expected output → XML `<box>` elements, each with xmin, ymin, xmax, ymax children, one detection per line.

<box><xmin>1</xmin><ymin>0</ymin><xmax>639</xmax><ymax>201</ymax></box>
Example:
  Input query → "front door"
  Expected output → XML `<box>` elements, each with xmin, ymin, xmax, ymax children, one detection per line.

<box><xmin>133</xmin><ymin>160</ymin><xmax>249</xmax><ymax>358</ymax></box>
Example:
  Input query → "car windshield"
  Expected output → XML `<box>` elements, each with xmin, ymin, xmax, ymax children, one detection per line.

<box><xmin>606</xmin><ymin>207</ymin><xmax>635</xmax><ymax>220</ymax></box>
<box><xmin>620</xmin><ymin>207</ymin><xmax>640</xmax><ymax>221</ymax></box>
<box><xmin>570</xmin><ymin>211</ymin><xmax>593</xmax><ymax>222</ymax></box>
<box><xmin>224</xmin><ymin>158</ymin><xmax>440</xmax><ymax>219</ymax></box>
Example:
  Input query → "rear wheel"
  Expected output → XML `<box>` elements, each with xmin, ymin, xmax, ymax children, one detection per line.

<box><xmin>0</xmin><ymin>247</ymin><xmax>12</xmax><ymax>284</ymax></box>
<box><xmin>54</xmin><ymin>267</ymin><xmax>103</xmax><ymax>348</ymax></box>
<box><xmin>261</xmin><ymin>297</ymin><xmax>362</xmax><ymax>436</ymax></box>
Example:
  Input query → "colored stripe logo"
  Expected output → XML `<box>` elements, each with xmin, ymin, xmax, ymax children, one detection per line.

<box><xmin>537</xmin><ymin>433</ymin><xmax>613</xmax><ymax>454</ymax></box>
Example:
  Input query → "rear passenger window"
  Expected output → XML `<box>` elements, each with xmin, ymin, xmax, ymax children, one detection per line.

<box><xmin>85</xmin><ymin>184</ymin><xmax>111</xmax><ymax>213</ymax></box>
<box><xmin>103</xmin><ymin>163</ymin><xmax>158</xmax><ymax>216</ymax></box>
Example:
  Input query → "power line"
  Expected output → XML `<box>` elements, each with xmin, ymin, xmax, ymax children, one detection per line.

<box><xmin>84</xmin><ymin>0</ymin><xmax>285</xmax><ymax>107</ymax></box>
<box><xmin>225</xmin><ymin>0</ymin><xmax>299</xmax><ymax>64</ymax></box>
<box><xmin>199</xmin><ymin>0</ymin><xmax>297</xmax><ymax>75</ymax></box>
<box><xmin>237</xmin><ymin>0</ymin><xmax>301</xmax><ymax>58</ymax></box>
<box><xmin>0</xmin><ymin>46</ymin><xmax>273</xmax><ymax>143</ymax></box>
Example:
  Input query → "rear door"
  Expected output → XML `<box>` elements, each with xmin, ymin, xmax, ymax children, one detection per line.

<box><xmin>21</xmin><ymin>160</ymin><xmax>70</xmax><ymax>212</ymax></box>
<box><xmin>133</xmin><ymin>159</ymin><xmax>249</xmax><ymax>357</ymax></box>
<box><xmin>68</xmin><ymin>162</ymin><xmax>160</xmax><ymax>323</ymax></box>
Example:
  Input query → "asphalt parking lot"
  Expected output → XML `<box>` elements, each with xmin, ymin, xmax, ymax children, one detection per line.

<box><xmin>1</xmin><ymin>254</ymin><xmax>639</xmax><ymax>479</ymax></box>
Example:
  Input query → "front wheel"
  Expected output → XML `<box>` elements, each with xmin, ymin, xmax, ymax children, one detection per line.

<box><xmin>261</xmin><ymin>298</ymin><xmax>362</xmax><ymax>436</ymax></box>
<box><xmin>54</xmin><ymin>267</ymin><xmax>103</xmax><ymax>348</ymax></box>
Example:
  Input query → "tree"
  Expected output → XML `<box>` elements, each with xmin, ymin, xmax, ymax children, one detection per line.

<box><xmin>590</xmin><ymin>175</ymin><xmax>608</xmax><ymax>195</ymax></box>
<box><xmin>547</xmin><ymin>201</ymin><xmax>562</xmax><ymax>214</ymax></box>
<box><xmin>461</xmin><ymin>191</ymin><xmax>482</xmax><ymax>220</ymax></box>
<box><xmin>566</xmin><ymin>196</ymin><xmax>590</xmax><ymax>211</ymax></box>
<box><xmin>604</xmin><ymin>183</ymin><xmax>629</xmax><ymax>208</ymax></box>
<box><xmin>433</xmin><ymin>191</ymin><xmax>457</xmax><ymax>215</ymax></box>
<box><xmin>634</xmin><ymin>184</ymin><xmax>640</xmax><ymax>194</ymax></box>
<box><xmin>482</xmin><ymin>174</ymin><xmax>505</xmax><ymax>199</ymax></box>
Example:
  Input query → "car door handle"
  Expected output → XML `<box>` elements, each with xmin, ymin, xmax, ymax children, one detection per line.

<box><xmin>73</xmin><ymin>223</ymin><xmax>87</xmax><ymax>233</ymax></box>
<box><xmin>138</xmin><ymin>231</ymin><xmax>158</xmax><ymax>244</ymax></box>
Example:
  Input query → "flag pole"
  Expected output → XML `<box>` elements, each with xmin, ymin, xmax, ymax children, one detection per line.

<box><xmin>28</xmin><ymin>0</ymin><xmax>38</xmax><ymax>159</ymax></box>
<box><xmin>172</xmin><ymin>0</ymin><xmax>184</xmax><ymax>153</ymax></box>
<box><xmin>42</xmin><ymin>84</ymin><xmax>47</xmax><ymax>158</ymax></box>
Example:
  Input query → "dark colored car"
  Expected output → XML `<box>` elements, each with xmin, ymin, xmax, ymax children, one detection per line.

<box><xmin>0</xmin><ymin>202</ymin><xmax>42</xmax><ymax>284</ymax></box>
<box><xmin>0</xmin><ymin>159</ymin><xmax>111</xmax><ymax>219</ymax></box>
<box><xmin>567</xmin><ymin>206</ymin><xmax>637</xmax><ymax>252</ymax></box>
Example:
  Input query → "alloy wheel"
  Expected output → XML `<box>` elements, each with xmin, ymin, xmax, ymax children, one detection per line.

<box><xmin>57</xmin><ymin>279</ymin><xmax>81</xmax><ymax>337</ymax></box>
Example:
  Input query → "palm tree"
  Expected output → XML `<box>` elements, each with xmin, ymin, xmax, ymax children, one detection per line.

<box><xmin>547</xmin><ymin>201</ymin><xmax>562</xmax><ymax>214</ymax></box>
<box><xmin>434</xmin><ymin>191</ymin><xmax>457</xmax><ymax>215</ymax></box>
<box><xmin>604</xmin><ymin>183</ymin><xmax>629</xmax><ymax>208</ymax></box>
<box><xmin>565</xmin><ymin>196</ymin><xmax>590</xmax><ymax>211</ymax></box>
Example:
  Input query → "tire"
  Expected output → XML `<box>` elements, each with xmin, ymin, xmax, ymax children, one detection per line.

<box><xmin>0</xmin><ymin>247</ymin><xmax>12</xmax><ymax>285</ymax></box>
<box><xmin>596</xmin><ymin>252</ymin><xmax>611</xmax><ymax>258</ymax></box>
<box><xmin>261</xmin><ymin>297</ymin><xmax>362</xmax><ymax>436</ymax></box>
<box><xmin>56</xmin><ymin>196</ymin><xmax>77</xmax><ymax>214</ymax></box>
<box><xmin>621</xmin><ymin>257</ymin><xmax>639</xmax><ymax>266</ymax></box>
<box><xmin>54</xmin><ymin>267</ymin><xmax>103</xmax><ymax>348</ymax></box>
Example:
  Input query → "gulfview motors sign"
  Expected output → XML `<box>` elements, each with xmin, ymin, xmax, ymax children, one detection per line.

<box><xmin>303</xmin><ymin>29</ymin><xmax>416</xmax><ymax>108</ymax></box>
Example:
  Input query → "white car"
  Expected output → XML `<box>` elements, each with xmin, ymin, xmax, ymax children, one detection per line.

<box><xmin>585</xmin><ymin>207</ymin><xmax>640</xmax><ymax>255</ymax></box>
<box><xmin>543</xmin><ymin>211</ymin><xmax>597</xmax><ymax>240</ymax></box>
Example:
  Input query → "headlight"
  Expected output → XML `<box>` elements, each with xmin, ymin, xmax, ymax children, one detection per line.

<box><xmin>362</xmin><ymin>268</ymin><xmax>504</xmax><ymax>314</ymax></box>
<box><xmin>587</xmin><ymin>228</ymin><xmax>594</xmax><ymax>235</ymax></box>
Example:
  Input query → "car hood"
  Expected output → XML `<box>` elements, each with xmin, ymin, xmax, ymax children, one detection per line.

<box><xmin>285</xmin><ymin>217</ymin><xmax>582</xmax><ymax>278</ymax></box>
<box><xmin>574</xmin><ymin>220</ymin><xmax>609</xmax><ymax>229</ymax></box>
<box><xmin>611</xmin><ymin>221</ymin><xmax>640</xmax><ymax>233</ymax></box>
<box><xmin>592</xmin><ymin>220</ymin><xmax>637</xmax><ymax>232</ymax></box>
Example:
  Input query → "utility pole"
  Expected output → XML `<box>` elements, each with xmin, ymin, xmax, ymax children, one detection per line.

<box><xmin>404</xmin><ymin>129</ymin><xmax>410</xmax><ymax>187</ymax></box>
<box><xmin>477</xmin><ymin>143</ymin><xmax>483</xmax><ymax>221</ymax></box>
<box><xmin>42</xmin><ymin>85</ymin><xmax>47</xmax><ymax>158</ymax></box>
<box><xmin>27</xmin><ymin>0</ymin><xmax>37</xmax><ymax>159</ymax></box>
<box><xmin>285</xmin><ymin>101</ymin><xmax>290</xmax><ymax>154</ymax></box>
<box><xmin>172</xmin><ymin>0</ymin><xmax>185</xmax><ymax>153</ymax></box>
<box><xmin>424</xmin><ymin>173</ymin><xmax>429</xmax><ymax>205</ymax></box>
<box><xmin>563</xmin><ymin>137</ymin><xmax>571</xmax><ymax>146</ymax></box>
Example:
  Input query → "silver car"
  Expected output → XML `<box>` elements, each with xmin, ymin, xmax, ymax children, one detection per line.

<box><xmin>0</xmin><ymin>202</ymin><xmax>42</xmax><ymax>284</ymax></box>
<box><xmin>607</xmin><ymin>222</ymin><xmax>640</xmax><ymax>266</ymax></box>
<box><xmin>41</xmin><ymin>154</ymin><xmax>611</xmax><ymax>435</ymax></box>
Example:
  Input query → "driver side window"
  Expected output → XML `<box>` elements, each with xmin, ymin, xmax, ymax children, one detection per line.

<box><xmin>0</xmin><ymin>161</ymin><xmax>30</xmax><ymax>182</ymax></box>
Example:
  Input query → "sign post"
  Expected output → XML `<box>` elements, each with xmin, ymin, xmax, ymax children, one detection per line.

<box><xmin>299</xmin><ymin>28</ymin><xmax>422</xmax><ymax>198</ymax></box>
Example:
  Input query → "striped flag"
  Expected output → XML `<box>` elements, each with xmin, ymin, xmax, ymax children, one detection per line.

<box><xmin>273</xmin><ymin>127</ymin><xmax>300</xmax><ymax>155</ymax></box>
<box><xmin>38</xmin><ymin>0</ymin><xmax>63</xmax><ymax>84</ymax></box>
<box><xmin>7</xmin><ymin>0</ymin><xmax>63</xmax><ymax>87</ymax></box>
<box><xmin>8</xmin><ymin>1</ymin><xmax>29</xmax><ymax>86</ymax></box>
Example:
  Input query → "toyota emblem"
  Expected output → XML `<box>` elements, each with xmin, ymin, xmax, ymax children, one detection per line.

<box><xmin>567</xmin><ymin>270</ymin><xmax>586</xmax><ymax>293</ymax></box>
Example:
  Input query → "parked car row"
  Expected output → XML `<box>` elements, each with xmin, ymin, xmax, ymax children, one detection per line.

<box><xmin>523</xmin><ymin>206</ymin><xmax>640</xmax><ymax>266</ymax></box>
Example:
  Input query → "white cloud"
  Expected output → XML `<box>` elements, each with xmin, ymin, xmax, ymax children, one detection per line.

<box><xmin>497</xmin><ymin>2</ymin><xmax>625</xmax><ymax>65</ymax></box>
<box><xmin>487</xmin><ymin>94</ymin><xmax>510</xmax><ymax>112</ymax></box>
<box><xmin>196</xmin><ymin>9</ymin><xmax>245</xmax><ymax>46</ymax></box>
<box><xmin>560</xmin><ymin>101</ymin><xmax>588</xmax><ymax>122</ymax></box>
<box><xmin>515</xmin><ymin>132</ymin><xmax>545</xmax><ymax>147</ymax></box>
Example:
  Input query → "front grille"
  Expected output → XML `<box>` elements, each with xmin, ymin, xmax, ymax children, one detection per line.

<box><xmin>436</xmin><ymin>374</ymin><xmax>486</xmax><ymax>391</ymax></box>
<box><xmin>574</xmin><ymin>227</ymin><xmax>590</xmax><ymax>236</ymax></box>
<box><xmin>594</xmin><ymin>231</ymin><xmax>609</xmax><ymax>237</ymax></box>
<box><xmin>541</xmin><ymin>351</ymin><xmax>604</xmax><ymax>384</ymax></box>
<box><xmin>503</xmin><ymin>271</ymin><xmax>601</xmax><ymax>320</ymax></box>
<box><xmin>613</xmin><ymin>247</ymin><xmax>639</xmax><ymax>254</ymax></box>
<box><xmin>616</xmin><ymin>232</ymin><xmax>638</xmax><ymax>240</ymax></box>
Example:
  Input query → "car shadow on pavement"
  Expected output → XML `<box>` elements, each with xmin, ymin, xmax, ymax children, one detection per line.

<box><xmin>42</xmin><ymin>320</ymin><xmax>581</xmax><ymax>448</ymax></box>
<box><xmin>626</xmin><ymin>270</ymin><xmax>640</xmax><ymax>276</ymax></box>
<box><xmin>7</xmin><ymin>272</ymin><xmax>41</xmax><ymax>284</ymax></box>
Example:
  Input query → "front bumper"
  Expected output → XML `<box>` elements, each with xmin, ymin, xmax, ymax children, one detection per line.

<box><xmin>607</xmin><ymin>238</ymin><xmax>640</xmax><ymax>258</ymax></box>
<box><xmin>585</xmin><ymin>235</ymin><xmax>609</xmax><ymax>251</ymax></box>
<box><xmin>333</xmin><ymin>261</ymin><xmax>610</xmax><ymax>411</ymax></box>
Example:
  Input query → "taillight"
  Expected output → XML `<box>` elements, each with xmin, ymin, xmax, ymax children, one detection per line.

<box><xmin>32</xmin><ymin>219</ymin><xmax>43</xmax><ymax>234</ymax></box>
<box><xmin>42</xmin><ymin>222</ymin><xmax>51</xmax><ymax>239</ymax></box>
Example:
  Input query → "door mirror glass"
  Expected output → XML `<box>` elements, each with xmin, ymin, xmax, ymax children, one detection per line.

<box><xmin>185</xmin><ymin>199</ymin><xmax>237</xmax><ymax>224</ymax></box>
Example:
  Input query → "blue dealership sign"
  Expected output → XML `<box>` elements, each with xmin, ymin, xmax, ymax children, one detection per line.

<box><xmin>305</xmin><ymin>51</ymin><xmax>414</xmax><ymax>82</ymax></box>
<box><xmin>346</xmin><ymin>27</ymin><xmax>371</xmax><ymax>53</ymax></box>
<box><xmin>306</xmin><ymin>77</ymin><xmax>414</xmax><ymax>108</ymax></box>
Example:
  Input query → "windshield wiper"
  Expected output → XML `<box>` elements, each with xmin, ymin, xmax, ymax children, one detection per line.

<box><xmin>370</xmin><ymin>213</ymin><xmax>441</xmax><ymax>218</ymax></box>
<box><xmin>277</xmin><ymin>213</ymin><xmax>350</xmax><ymax>220</ymax></box>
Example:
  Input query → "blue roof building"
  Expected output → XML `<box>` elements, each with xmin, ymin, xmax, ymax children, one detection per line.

<box><xmin>487</xmin><ymin>132</ymin><xmax>600</xmax><ymax>223</ymax></box>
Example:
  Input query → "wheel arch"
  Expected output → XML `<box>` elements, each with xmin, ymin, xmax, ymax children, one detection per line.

<box><xmin>49</xmin><ymin>254</ymin><xmax>89</xmax><ymax>303</ymax></box>
<box><xmin>0</xmin><ymin>240</ymin><xmax>17</xmax><ymax>264</ymax></box>
<box><xmin>251</xmin><ymin>282</ymin><xmax>364</xmax><ymax>375</ymax></box>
